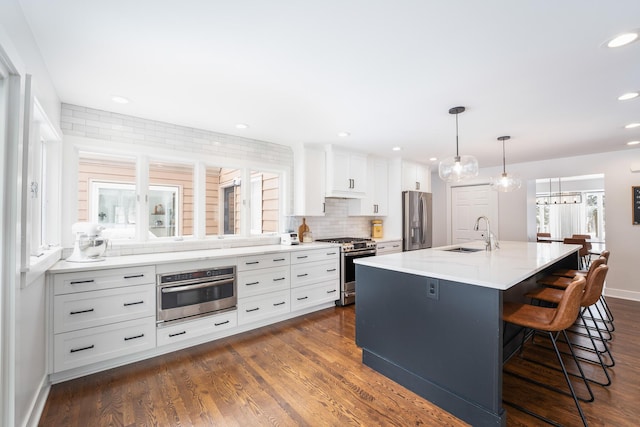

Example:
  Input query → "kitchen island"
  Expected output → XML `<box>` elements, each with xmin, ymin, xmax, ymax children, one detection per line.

<box><xmin>354</xmin><ymin>240</ymin><xmax>580</xmax><ymax>427</ymax></box>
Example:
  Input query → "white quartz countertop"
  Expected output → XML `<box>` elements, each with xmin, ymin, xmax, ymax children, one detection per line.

<box><xmin>48</xmin><ymin>242</ymin><xmax>339</xmax><ymax>274</ymax></box>
<box><xmin>354</xmin><ymin>240</ymin><xmax>581</xmax><ymax>290</ymax></box>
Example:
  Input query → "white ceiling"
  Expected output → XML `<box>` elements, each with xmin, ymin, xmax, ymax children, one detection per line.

<box><xmin>18</xmin><ymin>0</ymin><xmax>640</xmax><ymax>168</ymax></box>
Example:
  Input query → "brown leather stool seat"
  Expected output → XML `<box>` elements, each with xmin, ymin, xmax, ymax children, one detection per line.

<box><xmin>526</xmin><ymin>264</ymin><xmax>612</xmax><ymax>385</ymax></box>
<box><xmin>503</xmin><ymin>276</ymin><xmax>589</xmax><ymax>426</ymax></box>
<box><xmin>552</xmin><ymin>250</ymin><xmax>609</xmax><ymax>278</ymax></box>
<box><xmin>537</xmin><ymin>257</ymin><xmax>606</xmax><ymax>290</ymax></box>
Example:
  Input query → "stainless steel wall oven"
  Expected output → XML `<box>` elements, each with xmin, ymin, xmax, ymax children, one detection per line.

<box><xmin>157</xmin><ymin>266</ymin><xmax>236</xmax><ymax>325</ymax></box>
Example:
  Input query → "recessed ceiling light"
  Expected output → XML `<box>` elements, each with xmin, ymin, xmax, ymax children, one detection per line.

<box><xmin>111</xmin><ymin>95</ymin><xmax>129</xmax><ymax>104</ymax></box>
<box><xmin>338</xmin><ymin>131</ymin><xmax>351</xmax><ymax>137</ymax></box>
<box><xmin>429</xmin><ymin>157</ymin><xmax>438</xmax><ymax>162</ymax></box>
<box><xmin>392</xmin><ymin>146</ymin><xmax>402</xmax><ymax>151</ymax></box>
<box><xmin>618</xmin><ymin>92</ymin><xmax>639</xmax><ymax>101</ymax></box>
<box><xmin>627</xmin><ymin>140</ymin><xmax>640</xmax><ymax>146</ymax></box>
<box><xmin>235</xmin><ymin>123</ymin><xmax>249</xmax><ymax>129</ymax></box>
<box><xmin>607</xmin><ymin>32</ymin><xmax>639</xmax><ymax>48</ymax></box>
<box><xmin>625</xmin><ymin>123</ymin><xmax>640</xmax><ymax>129</ymax></box>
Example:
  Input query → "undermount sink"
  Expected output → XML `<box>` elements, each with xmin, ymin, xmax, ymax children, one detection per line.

<box><xmin>442</xmin><ymin>247</ymin><xmax>484</xmax><ymax>253</ymax></box>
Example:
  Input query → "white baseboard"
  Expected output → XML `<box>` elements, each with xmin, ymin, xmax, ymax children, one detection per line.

<box><xmin>22</xmin><ymin>377</ymin><xmax>50</xmax><ymax>427</ymax></box>
<box><xmin>604</xmin><ymin>287</ymin><xmax>640</xmax><ymax>302</ymax></box>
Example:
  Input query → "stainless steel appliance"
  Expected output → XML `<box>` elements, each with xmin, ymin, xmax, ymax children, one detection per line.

<box><xmin>316</xmin><ymin>237</ymin><xmax>377</xmax><ymax>306</ymax></box>
<box><xmin>157</xmin><ymin>266</ymin><xmax>236</xmax><ymax>325</ymax></box>
<box><xmin>402</xmin><ymin>191</ymin><xmax>432</xmax><ymax>251</ymax></box>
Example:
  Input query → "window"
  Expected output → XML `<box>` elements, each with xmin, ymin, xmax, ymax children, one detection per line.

<box><xmin>149</xmin><ymin>161</ymin><xmax>193</xmax><ymax>238</ymax></box>
<box><xmin>77</xmin><ymin>151</ymin><xmax>281</xmax><ymax>242</ymax></box>
<box><xmin>535</xmin><ymin>175</ymin><xmax>605</xmax><ymax>241</ymax></box>
<box><xmin>79</xmin><ymin>152</ymin><xmax>137</xmax><ymax>240</ymax></box>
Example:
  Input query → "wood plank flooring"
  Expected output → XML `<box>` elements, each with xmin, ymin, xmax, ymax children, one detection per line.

<box><xmin>39</xmin><ymin>297</ymin><xmax>640</xmax><ymax>426</ymax></box>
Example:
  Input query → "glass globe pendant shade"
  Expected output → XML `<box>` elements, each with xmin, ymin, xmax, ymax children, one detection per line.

<box><xmin>490</xmin><ymin>172</ymin><xmax>522</xmax><ymax>192</ymax></box>
<box><xmin>439</xmin><ymin>155</ymin><xmax>479</xmax><ymax>182</ymax></box>
<box><xmin>490</xmin><ymin>135</ymin><xmax>521</xmax><ymax>192</ymax></box>
<box><xmin>439</xmin><ymin>106</ymin><xmax>479</xmax><ymax>183</ymax></box>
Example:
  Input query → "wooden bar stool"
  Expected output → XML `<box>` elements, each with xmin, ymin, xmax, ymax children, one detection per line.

<box><xmin>503</xmin><ymin>276</ymin><xmax>589</xmax><ymax>426</ymax></box>
<box><xmin>526</xmin><ymin>264</ymin><xmax>612</xmax><ymax>386</ymax></box>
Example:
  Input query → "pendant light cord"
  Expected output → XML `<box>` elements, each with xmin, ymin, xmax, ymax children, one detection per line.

<box><xmin>455</xmin><ymin>112</ymin><xmax>460</xmax><ymax>157</ymax></box>
<box><xmin>502</xmin><ymin>139</ymin><xmax>506</xmax><ymax>174</ymax></box>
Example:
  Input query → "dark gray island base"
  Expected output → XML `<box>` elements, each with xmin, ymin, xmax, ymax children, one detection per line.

<box><xmin>355</xmin><ymin>246</ymin><xmax>577</xmax><ymax>427</ymax></box>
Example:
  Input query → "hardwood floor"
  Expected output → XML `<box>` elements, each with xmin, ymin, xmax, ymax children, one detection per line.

<box><xmin>39</xmin><ymin>297</ymin><xmax>639</xmax><ymax>426</ymax></box>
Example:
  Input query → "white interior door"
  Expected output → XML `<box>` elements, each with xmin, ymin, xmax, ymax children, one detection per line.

<box><xmin>451</xmin><ymin>184</ymin><xmax>499</xmax><ymax>244</ymax></box>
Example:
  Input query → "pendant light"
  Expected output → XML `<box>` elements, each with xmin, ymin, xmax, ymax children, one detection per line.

<box><xmin>438</xmin><ymin>106</ymin><xmax>479</xmax><ymax>182</ymax></box>
<box><xmin>490</xmin><ymin>136</ymin><xmax>521</xmax><ymax>192</ymax></box>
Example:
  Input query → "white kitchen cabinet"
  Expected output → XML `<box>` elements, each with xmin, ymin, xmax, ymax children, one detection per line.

<box><xmin>290</xmin><ymin>247</ymin><xmax>339</xmax><ymax>308</ymax></box>
<box><xmin>291</xmin><ymin>280</ymin><xmax>339</xmax><ymax>311</ymax></box>
<box><xmin>237</xmin><ymin>265</ymin><xmax>290</xmax><ymax>298</ymax></box>
<box><xmin>156</xmin><ymin>309</ymin><xmax>237</xmax><ymax>347</ymax></box>
<box><xmin>53</xmin><ymin>316</ymin><xmax>156</xmax><ymax>373</ymax></box>
<box><xmin>50</xmin><ymin>265</ymin><xmax>157</xmax><ymax>373</ymax></box>
<box><xmin>238</xmin><ymin>290</ymin><xmax>291</xmax><ymax>325</ymax></box>
<box><xmin>375</xmin><ymin>239</ymin><xmax>403</xmax><ymax>255</ymax></box>
<box><xmin>402</xmin><ymin>160</ymin><xmax>430</xmax><ymax>192</ymax></box>
<box><xmin>293</xmin><ymin>145</ymin><xmax>326</xmax><ymax>216</ymax></box>
<box><xmin>325</xmin><ymin>145</ymin><xmax>367</xmax><ymax>198</ymax></box>
<box><xmin>348</xmin><ymin>157</ymin><xmax>389</xmax><ymax>216</ymax></box>
<box><xmin>237</xmin><ymin>253</ymin><xmax>290</xmax><ymax>272</ymax></box>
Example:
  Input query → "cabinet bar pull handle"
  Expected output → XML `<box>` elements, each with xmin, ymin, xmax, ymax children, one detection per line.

<box><xmin>246</xmin><ymin>307</ymin><xmax>260</xmax><ymax>312</ymax></box>
<box><xmin>273</xmin><ymin>258</ymin><xmax>286</xmax><ymax>262</ymax></box>
<box><xmin>69</xmin><ymin>279</ymin><xmax>94</xmax><ymax>285</ymax></box>
<box><xmin>246</xmin><ymin>281</ymin><xmax>260</xmax><ymax>286</ymax></box>
<box><xmin>297</xmin><ymin>273</ymin><xmax>308</xmax><ymax>277</ymax></box>
<box><xmin>124</xmin><ymin>334</ymin><xmax>145</xmax><ymax>341</ymax></box>
<box><xmin>245</xmin><ymin>261</ymin><xmax>260</xmax><ymax>265</ymax></box>
<box><xmin>124</xmin><ymin>274</ymin><xmax>144</xmax><ymax>279</ymax></box>
<box><xmin>326</xmin><ymin>268</ymin><xmax>337</xmax><ymax>272</ymax></box>
<box><xmin>169</xmin><ymin>331</ymin><xmax>187</xmax><ymax>337</ymax></box>
<box><xmin>327</xmin><ymin>252</ymin><xmax>337</xmax><ymax>255</ymax></box>
<box><xmin>297</xmin><ymin>296</ymin><xmax>309</xmax><ymax>301</ymax></box>
<box><xmin>327</xmin><ymin>289</ymin><xmax>337</xmax><ymax>294</ymax></box>
<box><xmin>297</xmin><ymin>255</ymin><xmax>308</xmax><ymax>259</ymax></box>
<box><xmin>70</xmin><ymin>345</ymin><xmax>94</xmax><ymax>353</ymax></box>
<box><xmin>124</xmin><ymin>301</ymin><xmax>144</xmax><ymax>306</ymax></box>
<box><xmin>214</xmin><ymin>320</ymin><xmax>230</xmax><ymax>326</ymax></box>
<box><xmin>273</xmin><ymin>301</ymin><xmax>286</xmax><ymax>306</ymax></box>
<box><xmin>70</xmin><ymin>308</ymin><xmax>94</xmax><ymax>315</ymax></box>
<box><xmin>273</xmin><ymin>277</ymin><xmax>286</xmax><ymax>281</ymax></box>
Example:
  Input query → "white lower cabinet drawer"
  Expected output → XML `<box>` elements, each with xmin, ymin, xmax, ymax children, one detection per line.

<box><xmin>237</xmin><ymin>266</ymin><xmax>290</xmax><ymax>298</ymax></box>
<box><xmin>238</xmin><ymin>290</ymin><xmax>290</xmax><ymax>325</ymax></box>
<box><xmin>53</xmin><ymin>317</ymin><xmax>156</xmax><ymax>373</ymax></box>
<box><xmin>54</xmin><ymin>284</ymin><xmax>155</xmax><ymax>334</ymax></box>
<box><xmin>291</xmin><ymin>280</ymin><xmax>339</xmax><ymax>311</ymax></box>
<box><xmin>291</xmin><ymin>248</ymin><xmax>340</xmax><ymax>265</ymax></box>
<box><xmin>291</xmin><ymin>260</ymin><xmax>339</xmax><ymax>288</ymax></box>
<box><xmin>157</xmin><ymin>310</ymin><xmax>238</xmax><ymax>347</ymax></box>
<box><xmin>53</xmin><ymin>265</ymin><xmax>156</xmax><ymax>295</ymax></box>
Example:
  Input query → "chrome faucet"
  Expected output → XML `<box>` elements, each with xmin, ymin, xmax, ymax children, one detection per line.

<box><xmin>474</xmin><ymin>216</ymin><xmax>499</xmax><ymax>251</ymax></box>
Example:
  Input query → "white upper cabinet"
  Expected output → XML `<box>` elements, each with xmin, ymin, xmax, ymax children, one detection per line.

<box><xmin>401</xmin><ymin>160</ymin><xmax>431</xmax><ymax>192</ymax></box>
<box><xmin>348</xmin><ymin>157</ymin><xmax>389</xmax><ymax>216</ymax></box>
<box><xmin>325</xmin><ymin>145</ymin><xmax>367</xmax><ymax>198</ymax></box>
<box><xmin>293</xmin><ymin>145</ymin><xmax>326</xmax><ymax>216</ymax></box>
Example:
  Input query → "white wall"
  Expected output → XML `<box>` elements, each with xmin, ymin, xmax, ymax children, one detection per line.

<box><xmin>1</xmin><ymin>2</ymin><xmax>61</xmax><ymax>426</ymax></box>
<box><xmin>432</xmin><ymin>149</ymin><xmax>640</xmax><ymax>301</ymax></box>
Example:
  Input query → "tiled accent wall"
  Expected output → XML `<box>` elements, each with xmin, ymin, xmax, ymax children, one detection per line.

<box><xmin>60</xmin><ymin>104</ymin><xmax>292</xmax><ymax>166</ymax></box>
<box><xmin>59</xmin><ymin>104</ymin><xmax>375</xmax><ymax>255</ymax></box>
<box><xmin>289</xmin><ymin>198</ymin><xmax>376</xmax><ymax>240</ymax></box>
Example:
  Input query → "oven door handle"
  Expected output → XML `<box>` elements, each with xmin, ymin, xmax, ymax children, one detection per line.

<box><xmin>161</xmin><ymin>278</ymin><xmax>235</xmax><ymax>293</ymax></box>
<box><xmin>343</xmin><ymin>249</ymin><xmax>377</xmax><ymax>257</ymax></box>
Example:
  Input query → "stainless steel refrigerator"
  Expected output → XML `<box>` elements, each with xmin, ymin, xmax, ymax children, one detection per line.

<box><xmin>402</xmin><ymin>191</ymin><xmax>432</xmax><ymax>251</ymax></box>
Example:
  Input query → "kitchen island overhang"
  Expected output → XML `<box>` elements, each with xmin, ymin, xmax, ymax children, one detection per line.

<box><xmin>354</xmin><ymin>241</ymin><xmax>581</xmax><ymax>427</ymax></box>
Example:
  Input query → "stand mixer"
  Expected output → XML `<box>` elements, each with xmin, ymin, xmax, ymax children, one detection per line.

<box><xmin>67</xmin><ymin>222</ymin><xmax>108</xmax><ymax>262</ymax></box>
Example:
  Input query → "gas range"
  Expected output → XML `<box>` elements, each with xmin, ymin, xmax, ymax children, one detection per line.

<box><xmin>316</xmin><ymin>237</ymin><xmax>377</xmax><ymax>252</ymax></box>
